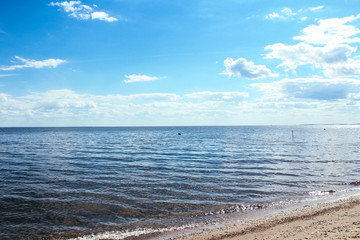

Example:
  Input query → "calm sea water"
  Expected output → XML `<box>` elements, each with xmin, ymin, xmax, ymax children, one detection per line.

<box><xmin>0</xmin><ymin>126</ymin><xmax>360</xmax><ymax>239</ymax></box>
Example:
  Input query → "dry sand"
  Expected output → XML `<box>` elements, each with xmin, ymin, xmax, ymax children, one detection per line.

<box><xmin>169</xmin><ymin>196</ymin><xmax>360</xmax><ymax>240</ymax></box>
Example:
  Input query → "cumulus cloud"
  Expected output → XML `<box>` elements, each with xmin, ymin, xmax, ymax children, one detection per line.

<box><xmin>323</xmin><ymin>58</ymin><xmax>360</xmax><ymax>77</ymax></box>
<box><xmin>50</xmin><ymin>1</ymin><xmax>118</xmax><ymax>22</ymax></box>
<box><xmin>294</xmin><ymin>14</ymin><xmax>360</xmax><ymax>45</ymax></box>
<box><xmin>123</xmin><ymin>74</ymin><xmax>164</xmax><ymax>83</ymax></box>
<box><xmin>265</xmin><ymin>43</ymin><xmax>356</xmax><ymax>72</ymax></box>
<box><xmin>253</xmin><ymin>78</ymin><xmax>360</xmax><ymax>100</ymax></box>
<box><xmin>0</xmin><ymin>56</ymin><xmax>67</xmax><ymax>71</ymax></box>
<box><xmin>265</xmin><ymin>13</ymin><xmax>360</xmax><ymax>78</ymax></box>
<box><xmin>222</xmin><ymin>57</ymin><xmax>279</xmax><ymax>79</ymax></box>
<box><xmin>185</xmin><ymin>91</ymin><xmax>249</xmax><ymax>102</ymax></box>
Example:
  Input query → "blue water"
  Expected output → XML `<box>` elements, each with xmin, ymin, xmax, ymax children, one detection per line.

<box><xmin>0</xmin><ymin>126</ymin><xmax>359</xmax><ymax>239</ymax></box>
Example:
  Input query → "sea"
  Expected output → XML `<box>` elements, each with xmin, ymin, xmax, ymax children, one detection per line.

<box><xmin>0</xmin><ymin>125</ymin><xmax>360</xmax><ymax>240</ymax></box>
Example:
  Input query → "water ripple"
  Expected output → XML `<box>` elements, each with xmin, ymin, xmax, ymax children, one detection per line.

<box><xmin>0</xmin><ymin>126</ymin><xmax>360</xmax><ymax>239</ymax></box>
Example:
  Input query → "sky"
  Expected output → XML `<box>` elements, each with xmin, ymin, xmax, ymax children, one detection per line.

<box><xmin>1</xmin><ymin>0</ymin><xmax>360</xmax><ymax>126</ymax></box>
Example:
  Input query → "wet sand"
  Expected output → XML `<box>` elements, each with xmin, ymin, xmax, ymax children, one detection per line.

<box><xmin>170</xmin><ymin>196</ymin><xmax>360</xmax><ymax>240</ymax></box>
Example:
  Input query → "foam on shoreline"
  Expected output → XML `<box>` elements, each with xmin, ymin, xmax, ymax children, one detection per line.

<box><xmin>165</xmin><ymin>191</ymin><xmax>360</xmax><ymax>240</ymax></box>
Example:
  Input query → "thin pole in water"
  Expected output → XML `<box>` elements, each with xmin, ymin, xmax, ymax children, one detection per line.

<box><xmin>292</xmin><ymin>130</ymin><xmax>294</xmax><ymax>140</ymax></box>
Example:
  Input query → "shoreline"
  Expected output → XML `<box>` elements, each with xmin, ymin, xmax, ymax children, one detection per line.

<box><xmin>160</xmin><ymin>195</ymin><xmax>360</xmax><ymax>240</ymax></box>
<box><xmin>76</xmin><ymin>191</ymin><xmax>360</xmax><ymax>240</ymax></box>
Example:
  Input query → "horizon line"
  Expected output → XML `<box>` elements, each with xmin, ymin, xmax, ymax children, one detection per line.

<box><xmin>1</xmin><ymin>123</ymin><xmax>360</xmax><ymax>128</ymax></box>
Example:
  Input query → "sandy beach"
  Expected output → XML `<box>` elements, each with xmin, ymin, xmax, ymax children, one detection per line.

<box><xmin>168</xmin><ymin>195</ymin><xmax>360</xmax><ymax>240</ymax></box>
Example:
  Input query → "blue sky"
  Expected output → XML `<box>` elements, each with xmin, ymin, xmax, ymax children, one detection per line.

<box><xmin>1</xmin><ymin>0</ymin><xmax>360</xmax><ymax>126</ymax></box>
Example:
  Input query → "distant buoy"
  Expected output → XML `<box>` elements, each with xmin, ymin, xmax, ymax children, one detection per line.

<box><xmin>178</xmin><ymin>133</ymin><xmax>182</xmax><ymax>135</ymax></box>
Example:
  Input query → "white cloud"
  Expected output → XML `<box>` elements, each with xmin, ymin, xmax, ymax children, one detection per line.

<box><xmin>254</xmin><ymin>12</ymin><xmax>360</xmax><ymax>123</ymax></box>
<box><xmin>22</xmin><ymin>89</ymin><xmax>96</xmax><ymax>111</ymax></box>
<box><xmin>265</xmin><ymin>13</ymin><xmax>360</xmax><ymax>78</ymax></box>
<box><xmin>99</xmin><ymin>93</ymin><xmax>181</xmax><ymax>102</ymax></box>
<box><xmin>294</xmin><ymin>14</ymin><xmax>360</xmax><ymax>45</ymax></box>
<box><xmin>0</xmin><ymin>93</ymin><xmax>9</xmax><ymax>102</ymax></box>
<box><xmin>222</xmin><ymin>57</ymin><xmax>279</xmax><ymax>79</ymax></box>
<box><xmin>1</xmin><ymin>88</ymin><xmax>360</xmax><ymax>126</ymax></box>
<box><xmin>0</xmin><ymin>89</ymin><xmax>252</xmax><ymax>126</ymax></box>
<box><xmin>266</xmin><ymin>6</ymin><xmax>324</xmax><ymax>22</ymax></box>
<box><xmin>0</xmin><ymin>90</ymin><xmax>183</xmax><ymax>121</ymax></box>
<box><xmin>50</xmin><ymin>1</ymin><xmax>92</xmax><ymax>20</ymax></box>
<box><xmin>253</xmin><ymin>78</ymin><xmax>360</xmax><ymax>101</ymax></box>
<box><xmin>256</xmin><ymin>101</ymin><xmax>319</xmax><ymax>110</ymax></box>
<box><xmin>309</xmin><ymin>6</ymin><xmax>324</xmax><ymax>11</ymax></box>
<box><xmin>348</xmin><ymin>92</ymin><xmax>360</xmax><ymax>101</ymax></box>
<box><xmin>50</xmin><ymin>1</ymin><xmax>82</xmax><ymax>12</ymax></box>
<box><xmin>185</xmin><ymin>91</ymin><xmax>249</xmax><ymax>102</ymax></box>
<box><xmin>0</xmin><ymin>56</ymin><xmax>67</xmax><ymax>71</ymax></box>
<box><xmin>281</xmin><ymin>7</ymin><xmax>296</xmax><ymax>17</ymax></box>
<box><xmin>323</xmin><ymin>58</ymin><xmax>360</xmax><ymax>78</ymax></box>
<box><xmin>266</xmin><ymin>7</ymin><xmax>298</xmax><ymax>20</ymax></box>
<box><xmin>123</xmin><ymin>74</ymin><xmax>164</xmax><ymax>83</ymax></box>
<box><xmin>266</xmin><ymin>12</ymin><xmax>280</xmax><ymax>19</ymax></box>
<box><xmin>0</xmin><ymin>90</ymin><xmax>237</xmax><ymax>126</ymax></box>
<box><xmin>50</xmin><ymin>1</ymin><xmax>118</xmax><ymax>22</ymax></box>
<box><xmin>91</xmin><ymin>12</ymin><xmax>117</xmax><ymax>22</ymax></box>
<box><xmin>265</xmin><ymin>43</ymin><xmax>356</xmax><ymax>72</ymax></box>
<box><xmin>129</xmin><ymin>93</ymin><xmax>181</xmax><ymax>101</ymax></box>
<box><xmin>0</xmin><ymin>74</ymin><xmax>15</xmax><ymax>77</ymax></box>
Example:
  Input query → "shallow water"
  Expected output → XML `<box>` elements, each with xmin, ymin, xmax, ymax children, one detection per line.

<box><xmin>0</xmin><ymin>126</ymin><xmax>359</xmax><ymax>239</ymax></box>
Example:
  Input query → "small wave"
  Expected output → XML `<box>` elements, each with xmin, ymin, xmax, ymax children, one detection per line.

<box><xmin>308</xmin><ymin>187</ymin><xmax>360</xmax><ymax>196</ymax></box>
<box><xmin>68</xmin><ymin>224</ymin><xmax>199</xmax><ymax>240</ymax></box>
<box><xmin>306</xmin><ymin>187</ymin><xmax>360</xmax><ymax>201</ymax></box>
<box><xmin>309</xmin><ymin>190</ymin><xmax>336</xmax><ymax>196</ymax></box>
<box><xmin>205</xmin><ymin>204</ymin><xmax>265</xmax><ymax>216</ymax></box>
